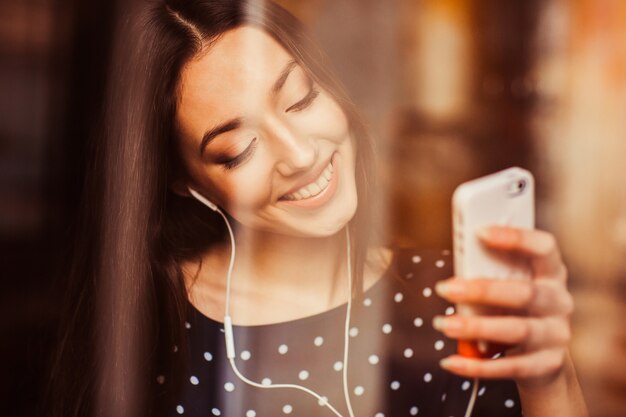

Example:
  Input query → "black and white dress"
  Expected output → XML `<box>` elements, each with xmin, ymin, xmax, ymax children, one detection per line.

<box><xmin>161</xmin><ymin>249</ymin><xmax>523</xmax><ymax>417</ymax></box>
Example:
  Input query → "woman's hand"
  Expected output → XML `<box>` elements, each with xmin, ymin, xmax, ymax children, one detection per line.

<box><xmin>433</xmin><ymin>226</ymin><xmax>574</xmax><ymax>388</ymax></box>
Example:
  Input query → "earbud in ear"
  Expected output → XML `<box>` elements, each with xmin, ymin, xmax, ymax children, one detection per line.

<box><xmin>187</xmin><ymin>186</ymin><xmax>219</xmax><ymax>212</ymax></box>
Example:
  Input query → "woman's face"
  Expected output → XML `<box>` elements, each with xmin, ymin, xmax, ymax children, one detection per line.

<box><xmin>174</xmin><ymin>26</ymin><xmax>358</xmax><ymax>238</ymax></box>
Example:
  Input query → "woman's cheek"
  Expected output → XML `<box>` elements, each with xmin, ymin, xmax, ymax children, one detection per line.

<box><xmin>303</xmin><ymin>94</ymin><xmax>350</xmax><ymax>142</ymax></box>
<box><xmin>218</xmin><ymin>163</ymin><xmax>273</xmax><ymax>214</ymax></box>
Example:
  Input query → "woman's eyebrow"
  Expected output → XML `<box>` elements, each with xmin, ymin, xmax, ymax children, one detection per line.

<box><xmin>199</xmin><ymin>118</ymin><xmax>242</xmax><ymax>156</ymax></box>
<box><xmin>271</xmin><ymin>59</ymin><xmax>298</xmax><ymax>94</ymax></box>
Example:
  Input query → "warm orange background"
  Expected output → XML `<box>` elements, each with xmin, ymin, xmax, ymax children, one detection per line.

<box><xmin>1</xmin><ymin>1</ymin><xmax>624</xmax><ymax>416</ymax></box>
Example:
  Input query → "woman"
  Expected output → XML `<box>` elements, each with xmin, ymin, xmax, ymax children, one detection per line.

<box><xmin>47</xmin><ymin>1</ymin><xmax>588</xmax><ymax>416</ymax></box>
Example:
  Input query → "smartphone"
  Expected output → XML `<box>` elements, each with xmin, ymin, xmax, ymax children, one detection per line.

<box><xmin>452</xmin><ymin>167</ymin><xmax>535</xmax><ymax>358</ymax></box>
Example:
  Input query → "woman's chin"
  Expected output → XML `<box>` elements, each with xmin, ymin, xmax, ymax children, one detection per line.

<box><xmin>288</xmin><ymin>199</ymin><xmax>358</xmax><ymax>238</ymax></box>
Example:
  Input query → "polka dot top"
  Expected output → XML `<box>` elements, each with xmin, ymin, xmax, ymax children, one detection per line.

<box><xmin>161</xmin><ymin>249</ymin><xmax>523</xmax><ymax>417</ymax></box>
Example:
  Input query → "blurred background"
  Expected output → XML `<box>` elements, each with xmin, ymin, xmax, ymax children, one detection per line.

<box><xmin>1</xmin><ymin>0</ymin><xmax>624</xmax><ymax>416</ymax></box>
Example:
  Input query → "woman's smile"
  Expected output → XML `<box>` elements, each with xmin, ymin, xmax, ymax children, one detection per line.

<box><xmin>278</xmin><ymin>152</ymin><xmax>339</xmax><ymax>208</ymax></box>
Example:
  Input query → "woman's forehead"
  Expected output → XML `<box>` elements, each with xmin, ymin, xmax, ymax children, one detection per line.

<box><xmin>177</xmin><ymin>26</ymin><xmax>292</xmax><ymax>126</ymax></box>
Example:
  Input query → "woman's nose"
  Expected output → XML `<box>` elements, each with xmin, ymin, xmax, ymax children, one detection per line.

<box><xmin>264</xmin><ymin>118</ymin><xmax>317</xmax><ymax>176</ymax></box>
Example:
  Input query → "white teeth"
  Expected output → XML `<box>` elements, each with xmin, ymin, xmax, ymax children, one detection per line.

<box><xmin>283</xmin><ymin>161</ymin><xmax>333</xmax><ymax>201</ymax></box>
<box><xmin>308</xmin><ymin>182</ymin><xmax>322</xmax><ymax>195</ymax></box>
<box><xmin>300</xmin><ymin>187</ymin><xmax>312</xmax><ymax>198</ymax></box>
<box><xmin>315</xmin><ymin>174</ymin><xmax>327</xmax><ymax>190</ymax></box>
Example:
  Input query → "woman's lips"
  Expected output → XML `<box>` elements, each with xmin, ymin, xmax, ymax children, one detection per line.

<box><xmin>277</xmin><ymin>153</ymin><xmax>339</xmax><ymax>209</ymax></box>
<box><xmin>281</xmin><ymin>161</ymin><xmax>333</xmax><ymax>201</ymax></box>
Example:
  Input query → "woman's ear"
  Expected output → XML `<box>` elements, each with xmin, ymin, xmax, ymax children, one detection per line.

<box><xmin>170</xmin><ymin>178</ymin><xmax>192</xmax><ymax>197</ymax></box>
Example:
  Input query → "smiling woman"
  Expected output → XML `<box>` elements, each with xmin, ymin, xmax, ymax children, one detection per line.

<box><xmin>173</xmin><ymin>27</ymin><xmax>358</xmax><ymax>237</ymax></box>
<box><xmin>46</xmin><ymin>1</ymin><xmax>587</xmax><ymax>417</ymax></box>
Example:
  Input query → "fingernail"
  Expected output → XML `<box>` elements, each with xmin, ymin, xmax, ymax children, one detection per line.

<box><xmin>439</xmin><ymin>357</ymin><xmax>454</xmax><ymax>369</ymax></box>
<box><xmin>435</xmin><ymin>280</ymin><xmax>465</xmax><ymax>296</ymax></box>
<box><xmin>476</xmin><ymin>226</ymin><xmax>492</xmax><ymax>240</ymax></box>
<box><xmin>435</xmin><ymin>281</ymin><xmax>449</xmax><ymax>295</ymax></box>
<box><xmin>433</xmin><ymin>315</ymin><xmax>463</xmax><ymax>333</ymax></box>
<box><xmin>432</xmin><ymin>316</ymin><xmax>446</xmax><ymax>331</ymax></box>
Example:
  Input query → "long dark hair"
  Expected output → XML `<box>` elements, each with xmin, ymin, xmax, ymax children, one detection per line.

<box><xmin>46</xmin><ymin>1</ymin><xmax>378</xmax><ymax>416</ymax></box>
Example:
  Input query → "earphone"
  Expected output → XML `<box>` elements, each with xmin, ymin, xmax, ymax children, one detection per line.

<box><xmin>187</xmin><ymin>186</ymin><xmax>479</xmax><ymax>417</ymax></box>
<box><xmin>187</xmin><ymin>186</ymin><xmax>356</xmax><ymax>417</ymax></box>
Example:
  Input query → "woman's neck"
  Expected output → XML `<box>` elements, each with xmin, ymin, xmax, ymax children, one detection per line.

<box><xmin>186</xmin><ymin>227</ymin><xmax>352</xmax><ymax>325</ymax></box>
<box><xmin>236</xmin><ymin>227</ymin><xmax>349</xmax><ymax>296</ymax></box>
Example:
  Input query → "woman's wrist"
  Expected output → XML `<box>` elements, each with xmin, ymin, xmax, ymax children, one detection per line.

<box><xmin>516</xmin><ymin>352</ymin><xmax>589</xmax><ymax>417</ymax></box>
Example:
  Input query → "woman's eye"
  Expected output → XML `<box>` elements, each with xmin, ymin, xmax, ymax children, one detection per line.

<box><xmin>215</xmin><ymin>138</ymin><xmax>258</xmax><ymax>170</ymax></box>
<box><xmin>285</xmin><ymin>87</ymin><xmax>319</xmax><ymax>113</ymax></box>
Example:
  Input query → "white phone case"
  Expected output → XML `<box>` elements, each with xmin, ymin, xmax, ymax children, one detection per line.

<box><xmin>452</xmin><ymin>167</ymin><xmax>535</xmax><ymax>356</ymax></box>
<box><xmin>453</xmin><ymin>167</ymin><xmax>535</xmax><ymax>280</ymax></box>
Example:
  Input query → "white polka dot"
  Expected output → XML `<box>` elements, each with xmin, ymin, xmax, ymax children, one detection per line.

<box><xmin>240</xmin><ymin>350</ymin><xmax>251</xmax><ymax>361</ymax></box>
<box><xmin>405</xmin><ymin>272</ymin><xmax>414</xmax><ymax>279</ymax></box>
<box><xmin>189</xmin><ymin>376</ymin><xmax>199</xmax><ymax>385</ymax></box>
<box><xmin>441</xmin><ymin>393</ymin><xmax>447</xmax><ymax>402</ymax></box>
<box><xmin>382</xmin><ymin>323</ymin><xmax>392</xmax><ymax>334</ymax></box>
<box><xmin>413</xmin><ymin>317</ymin><xmax>424</xmax><ymax>327</ymax></box>
<box><xmin>435</xmin><ymin>260</ymin><xmax>445</xmax><ymax>268</ymax></box>
<box><xmin>211</xmin><ymin>408</ymin><xmax>221</xmax><ymax>416</ymax></box>
<box><xmin>478</xmin><ymin>386</ymin><xmax>487</xmax><ymax>396</ymax></box>
<box><xmin>314</xmin><ymin>336</ymin><xmax>324</xmax><ymax>346</ymax></box>
<box><xmin>403</xmin><ymin>348</ymin><xmax>414</xmax><ymax>358</ymax></box>
<box><xmin>462</xmin><ymin>380</ymin><xmax>471</xmax><ymax>391</ymax></box>
<box><xmin>390</xmin><ymin>380</ymin><xmax>400</xmax><ymax>390</ymax></box>
<box><xmin>505</xmin><ymin>399</ymin><xmax>515</xmax><ymax>408</ymax></box>
<box><xmin>298</xmin><ymin>370</ymin><xmax>309</xmax><ymax>380</ymax></box>
<box><xmin>262</xmin><ymin>378</ymin><xmax>272</xmax><ymax>385</ymax></box>
<box><xmin>422</xmin><ymin>287</ymin><xmax>432</xmax><ymax>297</ymax></box>
<box><xmin>442</xmin><ymin>249</ymin><xmax>451</xmax><ymax>256</ymax></box>
<box><xmin>349</xmin><ymin>327</ymin><xmax>359</xmax><ymax>337</ymax></box>
<box><xmin>445</xmin><ymin>306</ymin><xmax>455</xmax><ymax>315</ymax></box>
<box><xmin>173</xmin><ymin>345</ymin><xmax>178</xmax><ymax>353</ymax></box>
<box><xmin>184</xmin><ymin>321</ymin><xmax>191</xmax><ymax>329</ymax></box>
<box><xmin>176</xmin><ymin>405</ymin><xmax>184</xmax><ymax>414</ymax></box>
<box><xmin>424</xmin><ymin>372</ymin><xmax>432</xmax><ymax>382</ymax></box>
<box><xmin>410</xmin><ymin>406</ymin><xmax>419</xmax><ymax>415</ymax></box>
<box><xmin>375</xmin><ymin>413</ymin><xmax>385</xmax><ymax>417</ymax></box>
<box><xmin>282</xmin><ymin>404</ymin><xmax>293</xmax><ymax>414</ymax></box>
<box><xmin>368</xmin><ymin>354</ymin><xmax>379</xmax><ymax>365</ymax></box>
<box><xmin>363</xmin><ymin>297</ymin><xmax>372</xmax><ymax>307</ymax></box>
<box><xmin>333</xmin><ymin>361</ymin><xmax>343</xmax><ymax>371</ymax></box>
<box><xmin>412</xmin><ymin>255</ymin><xmax>422</xmax><ymax>263</ymax></box>
<box><xmin>354</xmin><ymin>385</ymin><xmax>365</xmax><ymax>396</ymax></box>
<box><xmin>156</xmin><ymin>375</ymin><xmax>165</xmax><ymax>384</ymax></box>
<box><xmin>278</xmin><ymin>344</ymin><xmax>288</xmax><ymax>354</ymax></box>
<box><xmin>224</xmin><ymin>382</ymin><xmax>235</xmax><ymax>392</ymax></box>
<box><xmin>394</xmin><ymin>292</ymin><xmax>404</xmax><ymax>302</ymax></box>
<box><xmin>434</xmin><ymin>340</ymin><xmax>445</xmax><ymax>351</ymax></box>
<box><xmin>318</xmin><ymin>396</ymin><xmax>328</xmax><ymax>406</ymax></box>
<box><xmin>246</xmin><ymin>411</ymin><xmax>256</xmax><ymax>417</ymax></box>
<box><xmin>204</xmin><ymin>352</ymin><xmax>213</xmax><ymax>361</ymax></box>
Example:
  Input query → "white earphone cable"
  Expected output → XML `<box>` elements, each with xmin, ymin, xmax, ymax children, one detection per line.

<box><xmin>188</xmin><ymin>187</ymin><xmax>478</xmax><ymax>417</ymax></box>
<box><xmin>464</xmin><ymin>377</ymin><xmax>479</xmax><ymax>417</ymax></box>
<box><xmin>198</xmin><ymin>187</ymin><xmax>355</xmax><ymax>417</ymax></box>
<box><xmin>342</xmin><ymin>229</ymin><xmax>356</xmax><ymax>417</ymax></box>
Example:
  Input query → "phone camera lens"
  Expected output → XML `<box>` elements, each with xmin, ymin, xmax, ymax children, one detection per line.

<box><xmin>507</xmin><ymin>179</ymin><xmax>527</xmax><ymax>196</ymax></box>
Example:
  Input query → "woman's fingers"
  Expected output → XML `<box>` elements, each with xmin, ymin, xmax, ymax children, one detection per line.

<box><xmin>437</xmin><ymin>227</ymin><xmax>575</xmax><ymax>385</ymax></box>
<box><xmin>435</xmin><ymin>277</ymin><xmax>574</xmax><ymax>316</ymax></box>
<box><xmin>439</xmin><ymin>348</ymin><xmax>567</xmax><ymax>381</ymax></box>
<box><xmin>478</xmin><ymin>226</ymin><xmax>566</xmax><ymax>279</ymax></box>
<box><xmin>433</xmin><ymin>314</ymin><xmax>571</xmax><ymax>351</ymax></box>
